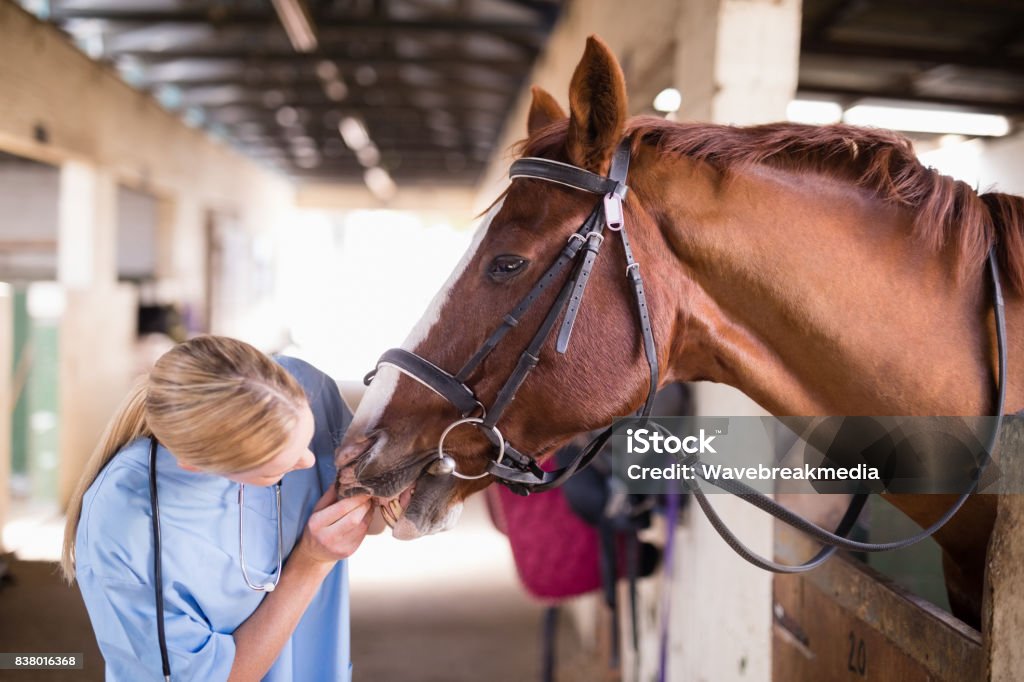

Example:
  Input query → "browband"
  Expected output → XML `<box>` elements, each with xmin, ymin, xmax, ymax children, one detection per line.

<box><xmin>510</xmin><ymin>157</ymin><xmax>629</xmax><ymax>198</ymax></box>
<box><xmin>366</xmin><ymin>348</ymin><xmax>481</xmax><ymax>417</ymax></box>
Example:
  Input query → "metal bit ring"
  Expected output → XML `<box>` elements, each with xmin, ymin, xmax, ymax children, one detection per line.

<box><xmin>436</xmin><ymin>417</ymin><xmax>505</xmax><ymax>480</ymax></box>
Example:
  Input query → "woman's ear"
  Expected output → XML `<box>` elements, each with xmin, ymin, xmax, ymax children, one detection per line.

<box><xmin>527</xmin><ymin>85</ymin><xmax>567</xmax><ymax>136</ymax></box>
<box><xmin>565</xmin><ymin>35</ymin><xmax>628</xmax><ymax>174</ymax></box>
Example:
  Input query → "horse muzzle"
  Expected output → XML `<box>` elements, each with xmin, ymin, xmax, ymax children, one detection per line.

<box><xmin>335</xmin><ymin>434</ymin><xmax>464</xmax><ymax>539</ymax></box>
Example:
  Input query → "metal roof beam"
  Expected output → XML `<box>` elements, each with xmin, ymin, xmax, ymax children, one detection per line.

<box><xmin>203</xmin><ymin>102</ymin><xmax>503</xmax><ymax>117</ymax></box>
<box><xmin>883</xmin><ymin>0</ymin><xmax>1024</xmax><ymax>20</ymax></box>
<box><xmin>490</xmin><ymin>0</ymin><xmax>561</xmax><ymax>26</ymax></box>
<box><xmin>801</xmin><ymin>40</ymin><xmax>1024</xmax><ymax>72</ymax></box>
<box><xmin>803</xmin><ymin>0</ymin><xmax>867</xmax><ymax>43</ymax></box>
<box><xmin>51</xmin><ymin>10</ymin><xmax>547</xmax><ymax>34</ymax></box>
<box><xmin>139</xmin><ymin>74</ymin><xmax>510</xmax><ymax>95</ymax></box>
<box><xmin>110</xmin><ymin>50</ymin><xmax>530</xmax><ymax>71</ymax></box>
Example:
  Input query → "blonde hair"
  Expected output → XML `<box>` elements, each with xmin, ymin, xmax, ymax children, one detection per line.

<box><xmin>60</xmin><ymin>335</ymin><xmax>308</xmax><ymax>582</ymax></box>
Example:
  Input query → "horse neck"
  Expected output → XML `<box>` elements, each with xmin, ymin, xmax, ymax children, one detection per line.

<box><xmin>640</xmin><ymin>155</ymin><xmax>997</xmax><ymax>417</ymax></box>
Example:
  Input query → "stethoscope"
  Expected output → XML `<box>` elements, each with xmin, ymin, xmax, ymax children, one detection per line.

<box><xmin>148</xmin><ymin>438</ymin><xmax>284</xmax><ymax>681</ymax></box>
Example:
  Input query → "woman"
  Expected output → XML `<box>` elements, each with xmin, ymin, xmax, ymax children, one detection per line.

<box><xmin>61</xmin><ymin>335</ymin><xmax>373</xmax><ymax>681</ymax></box>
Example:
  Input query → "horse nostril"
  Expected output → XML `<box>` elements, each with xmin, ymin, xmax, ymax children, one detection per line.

<box><xmin>335</xmin><ymin>431</ymin><xmax>381</xmax><ymax>466</ymax></box>
<box><xmin>335</xmin><ymin>430</ymin><xmax>385</xmax><ymax>493</ymax></box>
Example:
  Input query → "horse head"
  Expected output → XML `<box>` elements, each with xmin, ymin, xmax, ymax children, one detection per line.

<box><xmin>334</xmin><ymin>37</ymin><xmax>678</xmax><ymax>539</ymax></box>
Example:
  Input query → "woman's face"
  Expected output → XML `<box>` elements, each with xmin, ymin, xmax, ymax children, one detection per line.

<box><xmin>225</xmin><ymin>403</ymin><xmax>317</xmax><ymax>487</ymax></box>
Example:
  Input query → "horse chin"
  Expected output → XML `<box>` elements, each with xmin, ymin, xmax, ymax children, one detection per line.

<box><xmin>336</xmin><ymin>436</ymin><xmax>468</xmax><ymax>538</ymax></box>
<box><xmin>390</xmin><ymin>472</ymin><xmax>463</xmax><ymax>540</ymax></box>
<box><xmin>393</xmin><ymin>500</ymin><xmax>464</xmax><ymax>540</ymax></box>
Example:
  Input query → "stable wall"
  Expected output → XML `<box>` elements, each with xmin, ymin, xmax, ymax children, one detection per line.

<box><xmin>0</xmin><ymin>0</ymin><xmax>296</xmax><ymax>509</ymax></box>
<box><xmin>0</xmin><ymin>1</ymin><xmax>293</xmax><ymax>334</ymax></box>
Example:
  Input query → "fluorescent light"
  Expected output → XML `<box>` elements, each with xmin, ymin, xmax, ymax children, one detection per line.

<box><xmin>653</xmin><ymin>88</ymin><xmax>681</xmax><ymax>113</ymax></box>
<box><xmin>18</xmin><ymin>0</ymin><xmax>51</xmax><ymax>20</ymax></box>
<box><xmin>294</xmin><ymin>154</ymin><xmax>321</xmax><ymax>169</ymax></box>
<box><xmin>324</xmin><ymin>80</ymin><xmax>348</xmax><ymax>102</ymax></box>
<box><xmin>364</xmin><ymin>167</ymin><xmax>397</xmax><ymax>201</ymax></box>
<box><xmin>339</xmin><ymin>117</ymin><xmax>371</xmax><ymax>150</ymax></box>
<box><xmin>289</xmin><ymin>136</ymin><xmax>317</xmax><ymax>152</ymax></box>
<box><xmin>355</xmin><ymin>66</ymin><xmax>378</xmax><ymax>87</ymax></box>
<box><xmin>275</xmin><ymin>106</ymin><xmax>299</xmax><ymax>127</ymax></box>
<box><xmin>155</xmin><ymin>84</ymin><xmax>183</xmax><ymax>109</ymax></box>
<box><xmin>182</xmin><ymin>107</ymin><xmax>205</xmax><ymax>128</ymax></box>
<box><xmin>843</xmin><ymin>105</ymin><xmax>1010</xmax><ymax>137</ymax></box>
<box><xmin>355</xmin><ymin>143</ymin><xmax>380</xmax><ymax>168</ymax></box>
<box><xmin>316</xmin><ymin>60</ymin><xmax>339</xmax><ymax>81</ymax></box>
<box><xmin>271</xmin><ymin>0</ymin><xmax>317</xmax><ymax>53</ymax></box>
<box><xmin>262</xmin><ymin>90</ymin><xmax>286</xmax><ymax>108</ymax></box>
<box><xmin>938</xmin><ymin>134</ymin><xmax>966</xmax><ymax>148</ymax></box>
<box><xmin>787</xmin><ymin>99</ymin><xmax>842</xmax><ymax>125</ymax></box>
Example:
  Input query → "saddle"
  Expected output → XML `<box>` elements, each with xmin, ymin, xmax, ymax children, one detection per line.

<box><xmin>489</xmin><ymin>384</ymin><xmax>691</xmax><ymax>674</ymax></box>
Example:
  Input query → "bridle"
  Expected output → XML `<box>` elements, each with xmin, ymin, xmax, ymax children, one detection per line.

<box><xmin>363</xmin><ymin>136</ymin><xmax>1010</xmax><ymax>573</ymax></box>
<box><xmin>364</xmin><ymin>138</ymin><xmax>659</xmax><ymax>497</ymax></box>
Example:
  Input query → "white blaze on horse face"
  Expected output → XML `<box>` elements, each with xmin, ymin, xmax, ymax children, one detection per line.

<box><xmin>348</xmin><ymin>199</ymin><xmax>506</xmax><ymax>444</ymax></box>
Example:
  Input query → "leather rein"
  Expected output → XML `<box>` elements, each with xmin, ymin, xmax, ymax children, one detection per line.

<box><xmin>364</xmin><ymin>137</ymin><xmax>1009</xmax><ymax>573</ymax></box>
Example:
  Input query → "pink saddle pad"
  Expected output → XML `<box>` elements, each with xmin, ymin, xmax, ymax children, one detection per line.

<box><xmin>487</xmin><ymin>485</ymin><xmax>602</xmax><ymax>601</ymax></box>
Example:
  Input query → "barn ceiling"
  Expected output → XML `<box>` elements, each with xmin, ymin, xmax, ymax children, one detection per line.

<box><xmin>800</xmin><ymin>0</ymin><xmax>1024</xmax><ymax>118</ymax></box>
<box><xmin>41</xmin><ymin>0</ymin><xmax>561</xmax><ymax>188</ymax></box>
<box><xmin>29</xmin><ymin>0</ymin><xmax>1022</xmax><ymax>189</ymax></box>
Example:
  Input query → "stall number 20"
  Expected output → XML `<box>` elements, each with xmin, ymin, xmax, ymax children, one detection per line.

<box><xmin>847</xmin><ymin>631</ymin><xmax>867</xmax><ymax>676</ymax></box>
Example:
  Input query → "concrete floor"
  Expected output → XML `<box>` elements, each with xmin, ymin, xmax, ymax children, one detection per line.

<box><xmin>0</xmin><ymin>554</ymin><xmax>104</xmax><ymax>681</ymax></box>
<box><xmin>349</xmin><ymin>495</ymin><xmax>547</xmax><ymax>681</ymax></box>
<box><xmin>0</xmin><ymin>495</ymin><xmax>600</xmax><ymax>682</ymax></box>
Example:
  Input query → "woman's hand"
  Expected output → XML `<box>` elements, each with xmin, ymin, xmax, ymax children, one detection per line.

<box><xmin>296</xmin><ymin>488</ymin><xmax>373</xmax><ymax>564</ymax></box>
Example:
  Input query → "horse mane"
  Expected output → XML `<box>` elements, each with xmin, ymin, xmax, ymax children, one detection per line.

<box><xmin>518</xmin><ymin>116</ymin><xmax>1024</xmax><ymax>292</ymax></box>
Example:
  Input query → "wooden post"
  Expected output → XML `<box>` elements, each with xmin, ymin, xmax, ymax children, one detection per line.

<box><xmin>983</xmin><ymin>417</ymin><xmax>1024</xmax><ymax>680</ymax></box>
<box><xmin>660</xmin><ymin>384</ymin><xmax>776</xmax><ymax>682</ymax></box>
<box><xmin>674</xmin><ymin>0</ymin><xmax>802</xmax><ymax>125</ymax></box>
<box><xmin>58</xmin><ymin>161</ymin><xmax>118</xmax><ymax>290</ymax></box>
<box><xmin>660</xmin><ymin>3</ymin><xmax>801</xmax><ymax>680</ymax></box>
<box><xmin>55</xmin><ymin>287</ymin><xmax>136</xmax><ymax>509</ymax></box>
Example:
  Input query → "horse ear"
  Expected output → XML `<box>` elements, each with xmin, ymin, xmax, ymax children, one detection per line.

<box><xmin>566</xmin><ymin>35</ymin><xmax>628</xmax><ymax>173</ymax></box>
<box><xmin>527</xmin><ymin>86</ymin><xmax>567</xmax><ymax>135</ymax></box>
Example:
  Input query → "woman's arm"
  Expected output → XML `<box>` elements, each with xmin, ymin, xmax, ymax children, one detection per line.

<box><xmin>227</xmin><ymin>490</ymin><xmax>372</xmax><ymax>681</ymax></box>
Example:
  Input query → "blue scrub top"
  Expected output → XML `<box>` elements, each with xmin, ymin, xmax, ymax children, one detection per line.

<box><xmin>76</xmin><ymin>356</ymin><xmax>353</xmax><ymax>682</ymax></box>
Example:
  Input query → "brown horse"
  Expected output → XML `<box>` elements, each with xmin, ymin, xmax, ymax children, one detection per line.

<box><xmin>336</xmin><ymin>36</ymin><xmax>1024</xmax><ymax>627</ymax></box>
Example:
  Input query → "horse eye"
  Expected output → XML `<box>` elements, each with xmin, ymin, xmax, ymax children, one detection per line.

<box><xmin>488</xmin><ymin>255</ymin><xmax>529</xmax><ymax>282</ymax></box>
